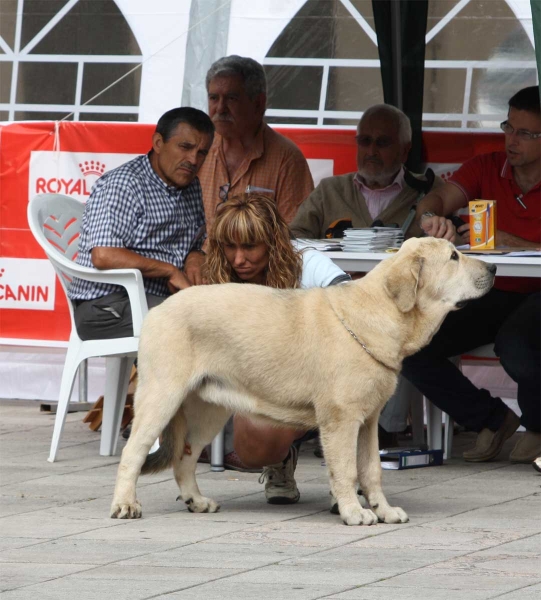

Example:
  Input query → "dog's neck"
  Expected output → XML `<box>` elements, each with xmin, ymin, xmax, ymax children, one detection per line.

<box><xmin>329</xmin><ymin>279</ymin><xmax>453</xmax><ymax>367</ymax></box>
<box><xmin>327</xmin><ymin>298</ymin><xmax>401</xmax><ymax>372</ymax></box>
<box><xmin>399</xmin><ymin>301</ymin><xmax>450</xmax><ymax>358</ymax></box>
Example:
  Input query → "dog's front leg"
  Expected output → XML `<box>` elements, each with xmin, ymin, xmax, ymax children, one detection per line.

<box><xmin>357</xmin><ymin>415</ymin><xmax>408</xmax><ymax>524</ymax></box>
<box><xmin>320</xmin><ymin>419</ymin><xmax>378</xmax><ymax>526</ymax></box>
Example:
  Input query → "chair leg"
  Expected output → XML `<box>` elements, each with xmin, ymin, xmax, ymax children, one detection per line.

<box><xmin>48</xmin><ymin>349</ymin><xmax>80</xmax><ymax>462</ymax></box>
<box><xmin>426</xmin><ymin>399</ymin><xmax>443</xmax><ymax>452</ymax></box>
<box><xmin>210</xmin><ymin>429</ymin><xmax>225</xmax><ymax>472</ymax></box>
<box><xmin>443</xmin><ymin>414</ymin><xmax>454</xmax><ymax>460</ymax></box>
<box><xmin>403</xmin><ymin>380</ymin><xmax>425</xmax><ymax>447</ymax></box>
<box><xmin>100</xmin><ymin>356</ymin><xmax>135</xmax><ymax>456</ymax></box>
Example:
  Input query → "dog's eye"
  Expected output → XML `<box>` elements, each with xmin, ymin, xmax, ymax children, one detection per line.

<box><xmin>450</xmin><ymin>251</ymin><xmax>459</xmax><ymax>261</ymax></box>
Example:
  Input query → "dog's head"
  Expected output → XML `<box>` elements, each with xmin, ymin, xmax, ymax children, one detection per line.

<box><xmin>383</xmin><ymin>237</ymin><xmax>496</xmax><ymax>313</ymax></box>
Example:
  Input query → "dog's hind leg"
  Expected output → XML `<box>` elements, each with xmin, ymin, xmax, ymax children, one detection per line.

<box><xmin>320</xmin><ymin>417</ymin><xmax>378</xmax><ymax>526</ymax></box>
<box><xmin>357</xmin><ymin>414</ymin><xmax>408</xmax><ymax>524</ymax></box>
<box><xmin>172</xmin><ymin>397</ymin><xmax>231</xmax><ymax>514</ymax></box>
<box><xmin>110</xmin><ymin>381</ymin><xmax>185</xmax><ymax>519</ymax></box>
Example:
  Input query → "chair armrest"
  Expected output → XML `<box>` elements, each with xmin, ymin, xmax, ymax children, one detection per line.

<box><xmin>49</xmin><ymin>252</ymin><xmax>148</xmax><ymax>337</ymax></box>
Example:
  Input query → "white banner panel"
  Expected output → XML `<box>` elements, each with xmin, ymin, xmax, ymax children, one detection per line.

<box><xmin>307</xmin><ymin>158</ymin><xmax>334</xmax><ymax>186</ymax></box>
<box><xmin>29</xmin><ymin>151</ymin><xmax>139</xmax><ymax>203</ymax></box>
<box><xmin>0</xmin><ymin>258</ymin><xmax>56</xmax><ymax>310</ymax></box>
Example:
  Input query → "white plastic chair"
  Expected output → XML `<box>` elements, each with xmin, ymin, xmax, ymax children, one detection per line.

<box><xmin>27</xmin><ymin>193</ymin><xmax>148</xmax><ymax>462</ymax></box>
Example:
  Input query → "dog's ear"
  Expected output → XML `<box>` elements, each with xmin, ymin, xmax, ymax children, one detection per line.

<box><xmin>384</xmin><ymin>255</ymin><xmax>424</xmax><ymax>313</ymax></box>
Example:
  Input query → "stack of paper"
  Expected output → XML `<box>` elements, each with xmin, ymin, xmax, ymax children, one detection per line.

<box><xmin>294</xmin><ymin>238</ymin><xmax>344</xmax><ymax>252</ymax></box>
<box><xmin>341</xmin><ymin>227</ymin><xmax>404</xmax><ymax>252</ymax></box>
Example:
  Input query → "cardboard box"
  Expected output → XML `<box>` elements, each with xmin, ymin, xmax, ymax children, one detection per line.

<box><xmin>469</xmin><ymin>200</ymin><xmax>497</xmax><ymax>250</ymax></box>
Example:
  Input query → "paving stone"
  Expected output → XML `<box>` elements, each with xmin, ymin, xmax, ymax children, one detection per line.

<box><xmin>155</xmin><ymin>581</ymin><xmax>344</xmax><ymax>600</ymax></box>
<box><xmin>325</xmin><ymin>586</ymin><xmax>496</xmax><ymax>599</ymax></box>
<box><xmin>0</xmin><ymin>562</ymin><xmax>97</xmax><ymax>593</ymax></box>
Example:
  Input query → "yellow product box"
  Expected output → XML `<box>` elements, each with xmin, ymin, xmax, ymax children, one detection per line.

<box><xmin>469</xmin><ymin>200</ymin><xmax>497</xmax><ymax>250</ymax></box>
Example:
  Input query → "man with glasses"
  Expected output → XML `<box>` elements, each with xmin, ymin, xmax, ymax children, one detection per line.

<box><xmin>290</xmin><ymin>104</ymin><xmax>443</xmax><ymax>240</ymax></box>
<box><xmin>403</xmin><ymin>86</ymin><xmax>541</xmax><ymax>465</ymax></box>
<box><xmin>197</xmin><ymin>55</ymin><xmax>314</xmax><ymax>233</ymax></box>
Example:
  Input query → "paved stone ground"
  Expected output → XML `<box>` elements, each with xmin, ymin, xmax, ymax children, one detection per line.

<box><xmin>0</xmin><ymin>399</ymin><xmax>540</xmax><ymax>600</ymax></box>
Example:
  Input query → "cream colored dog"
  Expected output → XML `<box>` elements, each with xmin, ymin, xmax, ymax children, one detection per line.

<box><xmin>111</xmin><ymin>238</ymin><xmax>496</xmax><ymax>525</ymax></box>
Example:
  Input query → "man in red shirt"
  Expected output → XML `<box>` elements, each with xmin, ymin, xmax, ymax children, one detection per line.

<box><xmin>402</xmin><ymin>86</ymin><xmax>540</xmax><ymax>464</ymax></box>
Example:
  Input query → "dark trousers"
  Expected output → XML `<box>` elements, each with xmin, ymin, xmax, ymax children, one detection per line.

<box><xmin>73</xmin><ymin>291</ymin><xmax>166</xmax><ymax>341</ymax></box>
<box><xmin>401</xmin><ymin>289</ymin><xmax>540</xmax><ymax>433</ymax></box>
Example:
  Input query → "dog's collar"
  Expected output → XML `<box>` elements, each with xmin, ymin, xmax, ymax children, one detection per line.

<box><xmin>330</xmin><ymin>305</ymin><xmax>399</xmax><ymax>373</ymax></box>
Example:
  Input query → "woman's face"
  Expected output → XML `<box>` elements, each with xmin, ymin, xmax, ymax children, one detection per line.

<box><xmin>223</xmin><ymin>240</ymin><xmax>269</xmax><ymax>284</ymax></box>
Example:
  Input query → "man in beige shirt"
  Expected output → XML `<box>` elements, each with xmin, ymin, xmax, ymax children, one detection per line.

<box><xmin>198</xmin><ymin>55</ymin><xmax>314</xmax><ymax>232</ymax></box>
<box><xmin>290</xmin><ymin>104</ymin><xmax>443</xmax><ymax>240</ymax></box>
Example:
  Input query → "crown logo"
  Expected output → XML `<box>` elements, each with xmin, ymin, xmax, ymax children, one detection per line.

<box><xmin>79</xmin><ymin>160</ymin><xmax>106</xmax><ymax>177</ymax></box>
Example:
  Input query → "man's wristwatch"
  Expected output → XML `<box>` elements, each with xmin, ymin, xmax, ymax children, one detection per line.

<box><xmin>420</xmin><ymin>211</ymin><xmax>436</xmax><ymax>221</ymax></box>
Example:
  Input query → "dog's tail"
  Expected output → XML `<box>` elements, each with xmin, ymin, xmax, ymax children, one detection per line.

<box><xmin>140</xmin><ymin>409</ymin><xmax>187</xmax><ymax>475</ymax></box>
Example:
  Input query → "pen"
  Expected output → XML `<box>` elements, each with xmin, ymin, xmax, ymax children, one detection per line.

<box><xmin>515</xmin><ymin>194</ymin><xmax>527</xmax><ymax>209</ymax></box>
<box><xmin>246</xmin><ymin>185</ymin><xmax>274</xmax><ymax>195</ymax></box>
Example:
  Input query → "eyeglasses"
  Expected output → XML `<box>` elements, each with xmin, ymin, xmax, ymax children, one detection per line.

<box><xmin>355</xmin><ymin>135</ymin><xmax>394</xmax><ymax>148</ymax></box>
<box><xmin>500</xmin><ymin>121</ymin><xmax>541</xmax><ymax>141</ymax></box>
<box><xmin>219</xmin><ymin>182</ymin><xmax>230</xmax><ymax>203</ymax></box>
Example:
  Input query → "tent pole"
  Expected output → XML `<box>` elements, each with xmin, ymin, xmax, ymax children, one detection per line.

<box><xmin>390</xmin><ymin>0</ymin><xmax>403</xmax><ymax>110</ymax></box>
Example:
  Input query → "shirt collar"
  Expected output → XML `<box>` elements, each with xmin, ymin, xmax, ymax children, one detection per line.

<box><xmin>251</xmin><ymin>121</ymin><xmax>266</xmax><ymax>159</ymax></box>
<box><xmin>500</xmin><ymin>159</ymin><xmax>513</xmax><ymax>180</ymax></box>
<box><xmin>215</xmin><ymin>121</ymin><xmax>266</xmax><ymax>161</ymax></box>
<box><xmin>500</xmin><ymin>157</ymin><xmax>541</xmax><ymax>191</ymax></box>
<box><xmin>354</xmin><ymin>166</ymin><xmax>405</xmax><ymax>194</ymax></box>
<box><xmin>145</xmin><ymin>152</ymin><xmax>184</xmax><ymax>195</ymax></box>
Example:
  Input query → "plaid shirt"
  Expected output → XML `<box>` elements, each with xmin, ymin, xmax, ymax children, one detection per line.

<box><xmin>68</xmin><ymin>153</ymin><xmax>206</xmax><ymax>300</ymax></box>
<box><xmin>198</xmin><ymin>123</ymin><xmax>314</xmax><ymax>231</ymax></box>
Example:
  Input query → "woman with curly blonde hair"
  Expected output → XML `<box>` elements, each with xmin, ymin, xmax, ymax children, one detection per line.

<box><xmin>202</xmin><ymin>193</ymin><xmax>350</xmax><ymax>505</ymax></box>
<box><xmin>205</xmin><ymin>193</ymin><xmax>303</xmax><ymax>288</ymax></box>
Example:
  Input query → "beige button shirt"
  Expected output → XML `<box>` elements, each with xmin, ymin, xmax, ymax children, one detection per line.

<box><xmin>198</xmin><ymin>123</ymin><xmax>314</xmax><ymax>230</ymax></box>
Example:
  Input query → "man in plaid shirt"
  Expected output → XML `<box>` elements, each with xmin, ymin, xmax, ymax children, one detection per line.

<box><xmin>68</xmin><ymin>107</ymin><xmax>214</xmax><ymax>340</ymax></box>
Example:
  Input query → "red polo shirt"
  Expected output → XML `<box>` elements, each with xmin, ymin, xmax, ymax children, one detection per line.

<box><xmin>450</xmin><ymin>152</ymin><xmax>540</xmax><ymax>292</ymax></box>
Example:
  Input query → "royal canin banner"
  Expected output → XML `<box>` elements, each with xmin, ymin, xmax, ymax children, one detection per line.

<box><xmin>0</xmin><ymin>121</ymin><xmax>503</xmax><ymax>344</ymax></box>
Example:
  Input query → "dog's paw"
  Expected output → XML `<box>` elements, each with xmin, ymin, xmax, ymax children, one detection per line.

<box><xmin>374</xmin><ymin>505</ymin><xmax>409</xmax><ymax>524</ymax></box>
<box><xmin>339</xmin><ymin>505</ymin><xmax>378</xmax><ymax>526</ymax></box>
<box><xmin>185</xmin><ymin>496</ymin><xmax>220</xmax><ymax>514</ymax></box>
<box><xmin>110</xmin><ymin>500</ymin><xmax>142</xmax><ymax>519</ymax></box>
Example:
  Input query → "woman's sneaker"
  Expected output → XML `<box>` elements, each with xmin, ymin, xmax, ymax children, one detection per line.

<box><xmin>259</xmin><ymin>445</ymin><xmax>300</xmax><ymax>504</ymax></box>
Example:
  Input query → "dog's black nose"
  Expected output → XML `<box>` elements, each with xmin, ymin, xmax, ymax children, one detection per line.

<box><xmin>487</xmin><ymin>263</ymin><xmax>497</xmax><ymax>275</ymax></box>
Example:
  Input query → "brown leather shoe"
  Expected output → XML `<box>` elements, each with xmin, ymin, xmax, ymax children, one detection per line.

<box><xmin>509</xmin><ymin>431</ymin><xmax>541</xmax><ymax>464</ymax></box>
<box><xmin>198</xmin><ymin>448</ymin><xmax>262</xmax><ymax>473</ymax></box>
<box><xmin>463</xmin><ymin>409</ymin><xmax>520</xmax><ymax>462</ymax></box>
